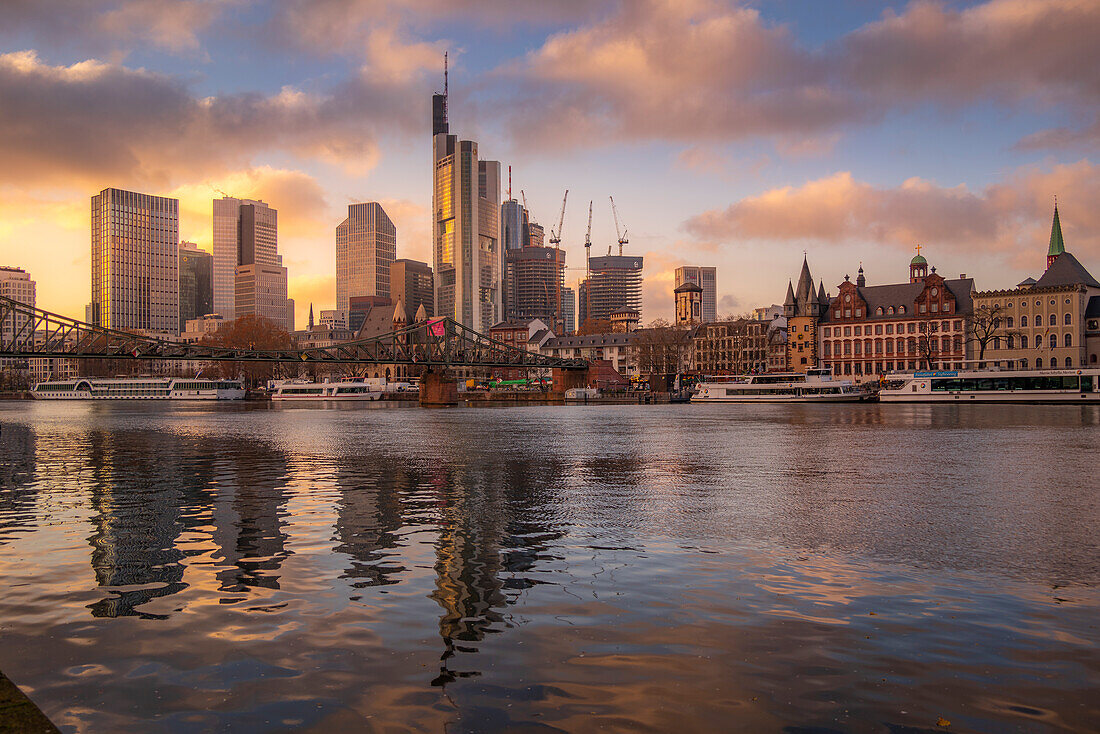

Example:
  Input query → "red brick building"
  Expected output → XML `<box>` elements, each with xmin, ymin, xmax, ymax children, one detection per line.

<box><xmin>820</xmin><ymin>252</ymin><xmax>974</xmax><ymax>380</ymax></box>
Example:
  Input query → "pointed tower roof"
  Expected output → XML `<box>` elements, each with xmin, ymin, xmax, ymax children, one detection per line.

<box><xmin>392</xmin><ymin>297</ymin><xmax>406</xmax><ymax>323</ymax></box>
<box><xmin>784</xmin><ymin>280</ymin><xmax>796</xmax><ymax>307</ymax></box>
<box><xmin>308</xmin><ymin>303</ymin><xmax>314</xmax><ymax>329</ymax></box>
<box><xmin>414</xmin><ymin>303</ymin><xmax>427</xmax><ymax>321</ymax></box>
<box><xmin>795</xmin><ymin>256</ymin><xmax>814</xmax><ymax>302</ymax></box>
<box><xmin>817</xmin><ymin>280</ymin><xmax>827</xmax><ymax>304</ymax></box>
<box><xmin>1048</xmin><ymin>204</ymin><xmax>1066</xmax><ymax>258</ymax></box>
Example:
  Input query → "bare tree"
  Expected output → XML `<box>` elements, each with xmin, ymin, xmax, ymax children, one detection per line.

<box><xmin>634</xmin><ymin>320</ymin><xmax>691</xmax><ymax>375</ymax></box>
<box><xmin>201</xmin><ymin>314</ymin><xmax>293</xmax><ymax>387</ymax></box>
<box><xmin>966</xmin><ymin>303</ymin><xmax>1019</xmax><ymax>362</ymax></box>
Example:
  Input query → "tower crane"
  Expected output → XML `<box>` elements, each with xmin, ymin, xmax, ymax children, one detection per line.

<box><xmin>548</xmin><ymin>190</ymin><xmax>568</xmax><ymax>332</ymax></box>
<box><xmin>584</xmin><ymin>200</ymin><xmax>593</xmax><ymax>325</ymax></box>
<box><xmin>610</xmin><ymin>196</ymin><xmax>628</xmax><ymax>256</ymax></box>
<box><xmin>520</xmin><ymin>189</ymin><xmax>527</xmax><ymax>211</ymax></box>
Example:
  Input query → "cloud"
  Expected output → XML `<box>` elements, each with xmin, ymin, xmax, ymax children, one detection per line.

<box><xmin>0</xmin><ymin>50</ymin><xmax>421</xmax><ymax>190</ymax></box>
<box><xmin>684</xmin><ymin>161</ymin><xmax>1100</xmax><ymax>264</ymax></box>
<box><xmin>498</xmin><ymin>0</ymin><xmax>1100</xmax><ymax>151</ymax></box>
<box><xmin>0</xmin><ymin>0</ymin><xmax>233</xmax><ymax>57</ymax></box>
<box><xmin>1014</xmin><ymin>118</ymin><xmax>1100</xmax><ymax>152</ymax></box>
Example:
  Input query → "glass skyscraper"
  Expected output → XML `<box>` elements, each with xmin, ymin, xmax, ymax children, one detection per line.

<box><xmin>336</xmin><ymin>203</ymin><xmax>396</xmax><ymax>313</ymax></box>
<box><xmin>179</xmin><ymin>241</ymin><xmax>213</xmax><ymax>328</ymax></box>
<box><xmin>90</xmin><ymin>187</ymin><xmax>179</xmax><ymax>334</ymax></box>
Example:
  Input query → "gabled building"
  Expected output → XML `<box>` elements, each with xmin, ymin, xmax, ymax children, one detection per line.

<box><xmin>973</xmin><ymin>205</ymin><xmax>1100</xmax><ymax>369</ymax></box>
<box><xmin>783</xmin><ymin>256</ymin><xmax>828</xmax><ymax>373</ymax></box>
<box><xmin>820</xmin><ymin>251</ymin><xmax>974</xmax><ymax>380</ymax></box>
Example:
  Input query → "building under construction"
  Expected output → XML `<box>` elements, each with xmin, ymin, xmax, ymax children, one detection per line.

<box><xmin>504</xmin><ymin>246</ymin><xmax>566</xmax><ymax>327</ymax></box>
<box><xmin>578</xmin><ymin>254</ymin><xmax>644</xmax><ymax>326</ymax></box>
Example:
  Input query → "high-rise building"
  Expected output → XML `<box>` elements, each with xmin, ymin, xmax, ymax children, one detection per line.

<box><xmin>675</xmin><ymin>266</ymin><xmax>717</xmax><ymax>322</ymax></box>
<box><xmin>504</xmin><ymin>246</ymin><xmax>566</xmax><ymax>327</ymax></box>
<box><xmin>527</xmin><ymin>222</ymin><xmax>545</xmax><ymax>248</ymax></box>
<box><xmin>561</xmin><ymin>286</ymin><xmax>575</xmax><ymax>335</ymax></box>
<box><xmin>0</xmin><ymin>266</ymin><xmax>35</xmax><ymax>351</ymax></box>
<box><xmin>90</xmin><ymin>187</ymin><xmax>179</xmax><ymax>334</ymax></box>
<box><xmin>390</xmin><ymin>259</ymin><xmax>434</xmax><ymax>323</ymax></box>
<box><xmin>286</xmin><ymin>298</ymin><xmax>295</xmax><ymax>331</ymax></box>
<box><xmin>578</xmin><ymin>255</ymin><xmax>643</xmax><ymax>326</ymax></box>
<box><xmin>212</xmin><ymin>196</ymin><xmax>281</xmax><ymax>321</ymax></box>
<box><xmin>235</xmin><ymin>263</ymin><xmax>289</xmax><ymax>331</ymax></box>
<box><xmin>179</xmin><ymin>242</ymin><xmax>213</xmax><ymax>327</ymax></box>
<box><xmin>501</xmin><ymin>199</ymin><xmax>529</xmax><ymax>252</ymax></box>
<box><xmin>431</xmin><ymin>72</ymin><xmax>502</xmax><ymax>331</ymax></box>
<box><xmin>336</xmin><ymin>202</ymin><xmax>396</xmax><ymax>313</ymax></box>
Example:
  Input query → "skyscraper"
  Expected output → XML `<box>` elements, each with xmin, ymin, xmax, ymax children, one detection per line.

<box><xmin>336</xmin><ymin>202</ymin><xmax>396</xmax><ymax>312</ymax></box>
<box><xmin>561</xmin><ymin>285</ymin><xmax>575</xmax><ymax>335</ymax></box>
<box><xmin>527</xmin><ymin>222</ymin><xmax>545</xmax><ymax>248</ymax></box>
<box><xmin>578</xmin><ymin>255</ymin><xmax>643</xmax><ymax>326</ymax></box>
<box><xmin>431</xmin><ymin>67</ymin><xmax>502</xmax><ymax>331</ymax></box>
<box><xmin>504</xmin><ymin>246</ymin><xmax>565</xmax><ymax>326</ymax></box>
<box><xmin>675</xmin><ymin>266</ymin><xmax>717</xmax><ymax>322</ymax></box>
<box><xmin>390</xmin><ymin>259</ymin><xmax>434</xmax><ymax>323</ymax></box>
<box><xmin>179</xmin><ymin>242</ymin><xmax>213</xmax><ymax>327</ymax></box>
<box><xmin>212</xmin><ymin>196</ymin><xmax>281</xmax><ymax>322</ymax></box>
<box><xmin>501</xmin><ymin>199</ymin><xmax>529</xmax><ymax>252</ymax></box>
<box><xmin>90</xmin><ymin>187</ymin><xmax>179</xmax><ymax>334</ymax></box>
<box><xmin>0</xmin><ymin>266</ymin><xmax>35</xmax><ymax>349</ymax></box>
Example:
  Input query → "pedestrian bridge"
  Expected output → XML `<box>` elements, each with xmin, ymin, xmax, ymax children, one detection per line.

<box><xmin>0</xmin><ymin>295</ymin><xmax>585</xmax><ymax>372</ymax></box>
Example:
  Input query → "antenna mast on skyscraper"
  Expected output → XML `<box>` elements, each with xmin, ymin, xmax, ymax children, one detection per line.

<box><xmin>443</xmin><ymin>51</ymin><xmax>448</xmax><ymax>123</ymax></box>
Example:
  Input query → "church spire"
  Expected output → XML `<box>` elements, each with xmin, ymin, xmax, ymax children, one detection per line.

<box><xmin>1047</xmin><ymin>200</ymin><xmax>1065</xmax><ymax>269</ymax></box>
<box><xmin>308</xmin><ymin>303</ymin><xmax>314</xmax><ymax>329</ymax></box>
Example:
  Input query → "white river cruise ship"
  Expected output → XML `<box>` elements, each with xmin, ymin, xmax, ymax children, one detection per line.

<box><xmin>878</xmin><ymin>368</ymin><xmax>1100</xmax><ymax>403</ymax></box>
<box><xmin>270</xmin><ymin>379</ymin><xmax>385</xmax><ymax>401</ymax></box>
<box><xmin>32</xmin><ymin>377</ymin><xmax>246</xmax><ymax>400</ymax></box>
<box><xmin>691</xmin><ymin>369</ymin><xmax>866</xmax><ymax>403</ymax></box>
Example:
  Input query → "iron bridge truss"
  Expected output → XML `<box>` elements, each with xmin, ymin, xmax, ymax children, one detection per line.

<box><xmin>0</xmin><ymin>296</ymin><xmax>585</xmax><ymax>370</ymax></box>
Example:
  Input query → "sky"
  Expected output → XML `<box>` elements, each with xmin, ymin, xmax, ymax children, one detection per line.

<box><xmin>2</xmin><ymin>0</ymin><xmax>1100</xmax><ymax>328</ymax></box>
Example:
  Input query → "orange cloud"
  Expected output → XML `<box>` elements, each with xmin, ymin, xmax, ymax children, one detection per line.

<box><xmin>684</xmin><ymin>161</ymin><xmax>1100</xmax><ymax>263</ymax></box>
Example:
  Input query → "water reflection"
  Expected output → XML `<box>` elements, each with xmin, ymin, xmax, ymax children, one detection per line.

<box><xmin>0</xmin><ymin>402</ymin><xmax>1098</xmax><ymax>732</ymax></box>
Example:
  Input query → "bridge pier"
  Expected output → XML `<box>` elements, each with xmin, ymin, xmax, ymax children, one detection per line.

<box><xmin>419</xmin><ymin>368</ymin><xmax>458</xmax><ymax>407</ymax></box>
<box><xmin>552</xmin><ymin>366</ymin><xmax>589</xmax><ymax>394</ymax></box>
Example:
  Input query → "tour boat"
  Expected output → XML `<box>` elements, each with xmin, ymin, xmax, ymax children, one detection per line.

<box><xmin>32</xmin><ymin>377</ymin><xmax>246</xmax><ymax>400</ymax></box>
<box><xmin>270</xmin><ymin>379</ymin><xmax>384</xmax><ymax>401</ymax></box>
<box><xmin>691</xmin><ymin>369</ymin><xmax>866</xmax><ymax>403</ymax></box>
<box><xmin>878</xmin><ymin>368</ymin><xmax>1100</xmax><ymax>403</ymax></box>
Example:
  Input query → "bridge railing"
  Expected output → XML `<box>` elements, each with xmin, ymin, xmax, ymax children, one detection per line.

<box><xmin>0</xmin><ymin>295</ymin><xmax>584</xmax><ymax>369</ymax></box>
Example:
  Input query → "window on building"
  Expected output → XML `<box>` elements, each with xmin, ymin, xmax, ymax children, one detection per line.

<box><xmin>1021</xmin><ymin>315</ymin><xmax>1028</xmax><ymax>327</ymax></box>
<box><xmin>824</xmin><ymin>343</ymin><xmax>831</xmax><ymax>357</ymax></box>
<box><xmin>886</xmin><ymin>324</ymin><xmax>894</xmax><ymax>335</ymax></box>
<box><xmin>931</xmin><ymin>303</ymin><xmax>939</xmax><ymax>312</ymax></box>
<box><xmin>1064</xmin><ymin>313</ymin><xmax>1072</xmax><ymax>325</ymax></box>
<box><xmin>907</xmin><ymin>323</ymin><xmax>916</xmax><ymax>334</ymax></box>
<box><xmin>856</xmin><ymin>309</ymin><xmax>862</xmax><ymax>317</ymax></box>
<box><xmin>899</xmin><ymin>306</ymin><xmax>906</xmax><ymax>314</ymax></box>
<box><xmin>875</xmin><ymin>324</ymin><xmax>883</xmax><ymax>335</ymax></box>
<box><xmin>854</xmin><ymin>326</ymin><xmax>861</xmax><ymax>336</ymax></box>
<box><xmin>1065</xmin><ymin>356</ymin><xmax>1073</xmax><ymax>367</ymax></box>
<box><xmin>887</xmin><ymin>306</ymin><xmax>895</xmax><ymax>315</ymax></box>
<box><xmin>804</xmin><ymin>324</ymin><xmax>810</xmax><ymax>332</ymax></box>
<box><xmin>1006</xmin><ymin>335</ymin><xmax>1014</xmax><ymax>349</ymax></box>
<box><xmin>823</xmin><ymin>327</ymin><xmax>831</xmax><ymax>337</ymax></box>
<box><xmin>1050</xmin><ymin>334</ymin><xmax>1058</xmax><ymax>349</ymax></box>
<box><xmin>1065</xmin><ymin>333</ymin><xmax>1072</xmax><ymax>348</ymax></box>
<box><xmin>1006</xmin><ymin>316</ymin><xmax>1013</xmax><ymax>328</ymax></box>
<box><xmin>920</xmin><ymin>304</ymin><xmax>927</xmax><ymax>313</ymax></box>
<box><xmin>835</xmin><ymin>310</ymin><xmax>841</xmax><ymax>318</ymax></box>
<box><xmin>885</xmin><ymin>340</ymin><xmax>894</xmax><ymax>354</ymax></box>
<box><xmin>876</xmin><ymin>307</ymin><xmax>883</xmax><ymax>315</ymax></box>
<box><xmin>1036</xmin><ymin>357</ymin><xmax>1043</xmax><ymax>368</ymax></box>
<box><xmin>1021</xmin><ymin>335</ymin><xmax>1028</xmax><ymax>348</ymax></box>
<box><xmin>844</xmin><ymin>309</ymin><xmax>852</xmax><ymax>317</ymax></box>
<box><xmin>843</xmin><ymin>326</ymin><xmax>851</xmax><ymax>336</ymax></box>
<box><xmin>1048</xmin><ymin>313</ymin><xmax>1056</xmax><ymax>327</ymax></box>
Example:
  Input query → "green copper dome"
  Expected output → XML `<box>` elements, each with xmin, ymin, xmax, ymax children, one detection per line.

<box><xmin>1048</xmin><ymin>205</ymin><xmax>1065</xmax><ymax>257</ymax></box>
<box><xmin>910</xmin><ymin>254</ymin><xmax>927</xmax><ymax>265</ymax></box>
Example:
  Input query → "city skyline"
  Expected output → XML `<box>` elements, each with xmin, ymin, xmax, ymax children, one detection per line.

<box><xmin>3</xmin><ymin>1</ymin><xmax>1100</xmax><ymax>328</ymax></box>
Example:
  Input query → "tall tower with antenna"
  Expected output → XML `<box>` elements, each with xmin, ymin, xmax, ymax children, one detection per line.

<box><xmin>432</xmin><ymin>52</ymin><xmax>449</xmax><ymax>136</ymax></box>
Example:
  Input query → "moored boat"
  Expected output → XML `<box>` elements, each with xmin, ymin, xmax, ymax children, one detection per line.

<box><xmin>691</xmin><ymin>368</ymin><xmax>866</xmax><ymax>403</ymax></box>
<box><xmin>32</xmin><ymin>377</ymin><xmax>245</xmax><ymax>400</ymax></box>
<box><xmin>270</xmin><ymin>379</ymin><xmax>384</xmax><ymax>401</ymax></box>
<box><xmin>878</xmin><ymin>368</ymin><xmax>1100</xmax><ymax>403</ymax></box>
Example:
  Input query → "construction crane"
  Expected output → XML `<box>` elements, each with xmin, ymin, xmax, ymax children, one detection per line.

<box><xmin>610</xmin><ymin>196</ymin><xmax>628</xmax><ymax>256</ymax></box>
<box><xmin>584</xmin><ymin>200</ymin><xmax>593</xmax><ymax>326</ymax></box>
<box><xmin>520</xmin><ymin>189</ymin><xmax>527</xmax><ymax>211</ymax></box>
<box><xmin>548</xmin><ymin>190</ymin><xmax>568</xmax><ymax>333</ymax></box>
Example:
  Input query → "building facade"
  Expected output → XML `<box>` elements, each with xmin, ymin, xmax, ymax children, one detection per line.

<box><xmin>675</xmin><ymin>266</ymin><xmax>717</xmax><ymax>322</ymax></box>
<box><xmin>235</xmin><ymin>263</ymin><xmax>290</xmax><ymax>331</ymax></box>
<box><xmin>0</xmin><ymin>265</ymin><xmax>35</xmax><ymax>343</ymax></box>
<box><xmin>690</xmin><ymin>319</ymin><xmax>767</xmax><ymax>374</ymax></box>
<box><xmin>783</xmin><ymin>257</ymin><xmax>828</xmax><ymax>373</ymax></box>
<box><xmin>972</xmin><ymin>207</ymin><xmax>1100</xmax><ymax>369</ymax></box>
<box><xmin>542</xmin><ymin>332</ymin><xmax>636</xmax><ymax>377</ymax></box>
<box><xmin>390</xmin><ymin>259</ymin><xmax>434</xmax><ymax>324</ymax></box>
<box><xmin>561</xmin><ymin>286</ymin><xmax>575</xmax><ymax>335</ymax></box>
<box><xmin>213</xmin><ymin>196</ymin><xmax>277</xmax><ymax>321</ymax></box>
<box><xmin>501</xmin><ymin>199</ymin><xmax>529</xmax><ymax>252</ymax></box>
<box><xmin>90</xmin><ymin>187</ymin><xmax>179</xmax><ymax>334</ymax></box>
<box><xmin>819</xmin><ymin>255</ymin><xmax>974</xmax><ymax>379</ymax></box>
<box><xmin>336</xmin><ymin>202</ymin><xmax>396</xmax><ymax>312</ymax></box>
<box><xmin>674</xmin><ymin>281</ymin><xmax>703</xmax><ymax>326</ymax></box>
<box><xmin>179</xmin><ymin>242</ymin><xmax>213</xmax><ymax>327</ymax></box>
<box><xmin>578</xmin><ymin>255</ymin><xmax>643</xmax><ymax>326</ymax></box>
<box><xmin>504</xmin><ymin>246</ymin><xmax>566</xmax><ymax>327</ymax></box>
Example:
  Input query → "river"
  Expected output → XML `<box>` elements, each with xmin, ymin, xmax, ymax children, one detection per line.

<box><xmin>0</xmin><ymin>401</ymin><xmax>1098</xmax><ymax>732</ymax></box>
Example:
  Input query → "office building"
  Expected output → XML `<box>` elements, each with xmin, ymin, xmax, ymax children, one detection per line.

<box><xmin>528</xmin><ymin>222</ymin><xmax>545</xmax><ymax>248</ymax></box>
<box><xmin>336</xmin><ymin>202</ymin><xmax>396</xmax><ymax>312</ymax></box>
<box><xmin>504</xmin><ymin>246</ymin><xmax>566</xmax><ymax>327</ymax></box>
<box><xmin>90</xmin><ymin>187</ymin><xmax>179</xmax><ymax>334</ymax></box>
<box><xmin>179</xmin><ymin>242</ymin><xmax>213</xmax><ymax>326</ymax></box>
<box><xmin>561</xmin><ymin>286</ymin><xmax>575</xmax><ymax>335</ymax></box>
<box><xmin>235</xmin><ymin>263</ymin><xmax>289</xmax><ymax>330</ymax></box>
<box><xmin>501</xmin><ymin>199</ymin><xmax>529</xmax><ymax>252</ymax></box>
<box><xmin>390</xmin><ymin>259</ymin><xmax>434</xmax><ymax>323</ymax></box>
<box><xmin>1</xmin><ymin>267</ymin><xmax>35</xmax><ymax>363</ymax></box>
<box><xmin>431</xmin><ymin>74</ymin><xmax>502</xmax><ymax>331</ymax></box>
<box><xmin>675</xmin><ymin>266</ymin><xmax>717</xmax><ymax>322</ymax></box>
<box><xmin>213</xmin><ymin>196</ymin><xmax>281</xmax><ymax>322</ymax></box>
<box><xmin>578</xmin><ymin>255</ymin><xmax>643</xmax><ymax>326</ymax></box>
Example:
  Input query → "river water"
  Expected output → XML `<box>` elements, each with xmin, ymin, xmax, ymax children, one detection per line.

<box><xmin>0</xmin><ymin>401</ymin><xmax>1097</xmax><ymax>733</ymax></box>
